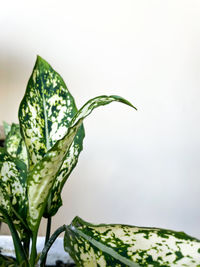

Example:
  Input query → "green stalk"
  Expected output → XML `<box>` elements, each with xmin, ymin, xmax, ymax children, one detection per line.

<box><xmin>40</xmin><ymin>225</ymin><xmax>66</xmax><ymax>266</ymax></box>
<box><xmin>45</xmin><ymin>217</ymin><xmax>52</xmax><ymax>245</ymax></box>
<box><xmin>23</xmin><ymin>236</ymin><xmax>30</xmax><ymax>259</ymax></box>
<box><xmin>29</xmin><ymin>231</ymin><xmax>38</xmax><ymax>267</ymax></box>
<box><xmin>41</xmin><ymin>216</ymin><xmax>52</xmax><ymax>267</ymax></box>
<box><xmin>0</xmin><ymin>208</ymin><xmax>28</xmax><ymax>265</ymax></box>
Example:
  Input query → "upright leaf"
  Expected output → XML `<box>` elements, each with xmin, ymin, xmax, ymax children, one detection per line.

<box><xmin>27</xmin><ymin>95</ymin><xmax>136</xmax><ymax>232</ymax></box>
<box><xmin>18</xmin><ymin>56</ymin><xmax>83</xmax><ymax>169</ymax></box>
<box><xmin>5</xmin><ymin>123</ymin><xmax>28</xmax><ymax>166</ymax></box>
<box><xmin>64</xmin><ymin>217</ymin><xmax>200</xmax><ymax>267</ymax></box>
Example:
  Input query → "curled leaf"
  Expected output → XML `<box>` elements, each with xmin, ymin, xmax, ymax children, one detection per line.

<box><xmin>27</xmin><ymin>95</ymin><xmax>135</xmax><ymax>232</ymax></box>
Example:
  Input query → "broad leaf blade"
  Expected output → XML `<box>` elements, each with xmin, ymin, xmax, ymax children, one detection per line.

<box><xmin>64</xmin><ymin>217</ymin><xmax>200</xmax><ymax>267</ymax></box>
<box><xmin>5</xmin><ymin>123</ymin><xmax>28</xmax><ymax>166</ymax></box>
<box><xmin>27</xmin><ymin>95</ymin><xmax>135</xmax><ymax>232</ymax></box>
<box><xmin>18</xmin><ymin>56</ymin><xmax>81</xmax><ymax>169</ymax></box>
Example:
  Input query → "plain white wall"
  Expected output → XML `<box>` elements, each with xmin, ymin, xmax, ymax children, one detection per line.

<box><xmin>1</xmin><ymin>0</ymin><xmax>200</xmax><ymax>238</ymax></box>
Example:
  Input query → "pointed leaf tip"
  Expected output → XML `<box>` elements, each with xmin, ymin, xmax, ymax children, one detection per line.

<box><xmin>110</xmin><ymin>95</ymin><xmax>137</xmax><ymax>110</ymax></box>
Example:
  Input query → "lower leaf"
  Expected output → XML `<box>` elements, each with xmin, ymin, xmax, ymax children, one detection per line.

<box><xmin>0</xmin><ymin>148</ymin><xmax>28</xmax><ymax>239</ymax></box>
<box><xmin>64</xmin><ymin>217</ymin><xmax>200</xmax><ymax>267</ymax></box>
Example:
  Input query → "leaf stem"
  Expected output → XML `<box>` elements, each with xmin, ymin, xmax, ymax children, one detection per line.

<box><xmin>40</xmin><ymin>225</ymin><xmax>66</xmax><ymax>266</ymax></box>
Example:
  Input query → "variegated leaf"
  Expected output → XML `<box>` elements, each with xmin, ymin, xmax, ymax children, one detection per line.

<box><xmin>5</xmin><ymin>123</ymin><xmax>28</xmax><ymax>166</ymax></box>
<box><xmin>3</xmin><ymin>121</ymin><xmax>11</xmax><ymax>137</ymax></box>
<box><xmin>0</xmin><ymin>148</ymin><xmax>27</xmax><ymax>218</ymax></box>
<box><xmin>44</xmin><ymin>124</ymin><xmax>85</xmax><ymax>217</ymax></box>
<box><xmin>0</xmin><ymin>186</ymin><xmax>11</xmax><ymax>220</ymax></box>
<box><xmin>70</xmin><ymin>95</ymin><xmax>136</xmax><ymax>127</ymax></box>
<box><xmin>18</xmin><ymin>55</ymin><xmax>81</xmax><ymax>170</ymax></box>
<box><xmin>27</xmin><ymin>95</ymin><xmax>135</xmax><ymax>232</ymax></box>
<box><xmin>27</xmin><ymin>120</ymin><xmax>83</xmax><ymax>232</ymax></box>
<box><xmin>64</xmin><ymin>217</ymin><xmax>200</xmax><ymax>267</ymax></box>
<box><xmin>0</xmin><ymin>148</ymin><xmax>28</xmax><ymax>237</ymax></box>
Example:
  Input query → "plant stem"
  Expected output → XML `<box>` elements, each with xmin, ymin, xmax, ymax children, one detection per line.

<box><xmin>30</xmin><ymin>231</ymin><xmax>37</xmax><ymax>267</ymax></box>
<box><xmin>0</xmin><ymin>208</ymin><xmax>28</xmax><ymax>265</ymax></box>
<box><xmin>41</xmin><ymin>216</ymin><xmax>52</xmax><ymax>267</ymax></box>
<box><xmin>45</xmin><ymin>217</ymin><xmax>52</xmax><ymax>245</ymax></box>
<box><xmin>40</xmin><ymin>225</ymin><xmax>66</xmax><ymax>267</ymax></box>
<box><xmin>23</xmin><ymin>236</ymin><xmax>30</xmax><ymax>259</ymax></box>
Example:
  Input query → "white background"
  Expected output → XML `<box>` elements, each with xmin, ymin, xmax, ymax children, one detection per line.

<box><xmin>1</xmin><ymin>1</ymin><xmax>200</xmax><ymax>238</ymax></box>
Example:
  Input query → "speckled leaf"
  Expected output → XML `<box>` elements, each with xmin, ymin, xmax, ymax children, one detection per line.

<box><xmin>0</xmin><ymin>186</ymin><xmax>10</xmax><ymax>220</ymax></box>
<box><xmin>18</xmin><ymin>56</ymin><xmax>81</xmax><ymax>169</ymax></box>
<box><xmin>0</xmin><ymin>148</ymin><xmax>28</xmax><ymax>237</ymax></box>
<box><xmin>44</xmin><ymin>124</ymin><xmax>85</xmax><ymax>217</ymax></box>
<box><xmin>3</xmin><ymin>121</ymin><xmax>11</xmax><ymax>136</ymax></box>
<box><xmin>27</xmin><ymin>95</ymin><xmax>135</xmax><ymax>232</ymax></box>
<box><xmin>64</xmin><ymin>217</ymin><xmax>200</xmax><ymax>267</ymax></box>
<box><xmin>5</xmin><ymin>123</ymin><xmax>28</xmax><ymax>166</ymax></box>
<box><xmin>70</xmin><ymin>95</ymin><xmax>136</xmax><ymax>127</ymax></box>
<box><xmin>27</xmin><ymin>120</ymin><xmax>83</xmax><ymax>232</ymax></box>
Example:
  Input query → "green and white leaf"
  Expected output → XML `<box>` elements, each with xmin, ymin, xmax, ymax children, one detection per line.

<box><xmin>45</xmin><ymin>124</ymin><xmax>85</xmax><ymax>217</ymax></box>
<box><xmin>64</xmin><ymin>217</ymin><xmax>200</xmax><ymax>267</ymax></box>
<box><xmin>18</xmin><ymin>55</ymin><xmax>82</xmax><ymax>170</ymax></box>
<box><xmin>0</xmin><ymin>148</ymin><xmax>28</xmax><ymax>237</ymax></box>
<box><xmin>18</xmin><ymin>56</ymin><xmax>85</xmax><ymax>217</ymax></box>
<box><xmin>27</xmin><ymin>95</ymin><xmax>135</xmax><ymax>232</ymax></box>
<box><xmin>0</xmin><ymin>186</ymin><xmax>11</xmax><ymax>220</ymax></box>
<box><xmin>70</xmin><ymin>95</ymin><xmax>136</xmax><ymax>127</ymax></box>
<box><xmin>27</xmin><ymin>119</ymin><xmax>83</xmax><ymax>232</ymax></box>
<box><xmin>0</xmin><ymin>148</ymin><xmax>27</xmax><ymax>218</ymax></box>
<box><xmin>5</xmin><ymin>123</ymin><xmax>28</xmax><ymax>166</ymax></box>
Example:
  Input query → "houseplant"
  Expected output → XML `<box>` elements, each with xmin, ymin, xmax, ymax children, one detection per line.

<box><xmin>0</xmin><ymin>56</ymin><xmax>200</xmax><ymax>266</ymax></box>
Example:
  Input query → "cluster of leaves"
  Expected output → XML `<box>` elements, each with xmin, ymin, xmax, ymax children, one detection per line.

<box><xmin>0</xmin><ymin>56</ymin><xmax>200</xmax><ymax>267</ymax></box>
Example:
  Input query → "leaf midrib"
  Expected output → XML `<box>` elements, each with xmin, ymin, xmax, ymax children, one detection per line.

<box><xmin>42</xmin><ymin>84</ymin><xmax>50</xmax><ymax>151</ymax></box>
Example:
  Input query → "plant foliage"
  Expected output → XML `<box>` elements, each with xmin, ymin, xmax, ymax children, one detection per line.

<box><xmin>0</xmin><ymin>56</ymin><xmax>199</xmax><ymax>267</ymax></box>
<box><xmin>64</xmin><ymin>217</ymin><xmax>200</xmax><ymax>267</ymax></box>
